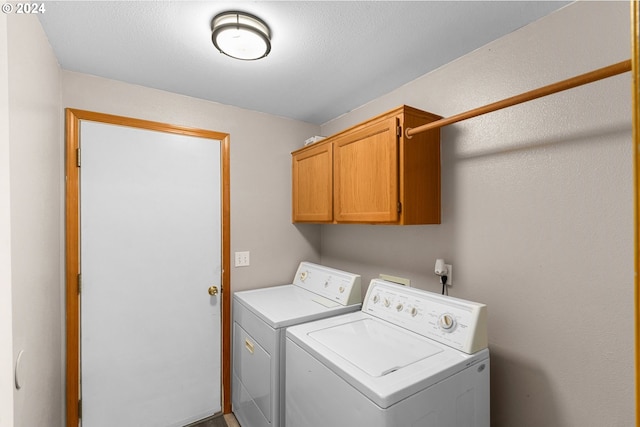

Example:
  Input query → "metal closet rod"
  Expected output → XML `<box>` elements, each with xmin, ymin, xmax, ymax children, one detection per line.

<box><xmin>405</xmin><ymin>59</ymin><xmax>632</xmax><ymax>138</ymax></box>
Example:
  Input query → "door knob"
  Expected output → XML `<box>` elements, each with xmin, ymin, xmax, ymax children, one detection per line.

<box><xmin>208</xmin><ymin>286</ymin><xmax>219</xmax><ymax>296</ymax></box>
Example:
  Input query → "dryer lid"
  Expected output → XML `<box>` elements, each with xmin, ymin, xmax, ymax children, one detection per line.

<box><xmin>308</xmin><ymin>318</ymin><xmax>442</xmax><ymax>377</ymax></box>
<box><xmin>235</xmin><ymin>285</ymin><xmax>360</xmax><ymax>328</ymax></box>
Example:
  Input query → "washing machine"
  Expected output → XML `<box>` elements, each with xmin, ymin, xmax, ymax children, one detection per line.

<box><xmin>232</xmin><ymin>262</ymin><xmax>362</xmax><ymax>427</ymax></box>
<box><xmin>285</xmin><ymin>279</ymin><xmax>490</xmax><ymax>427</ymax></box>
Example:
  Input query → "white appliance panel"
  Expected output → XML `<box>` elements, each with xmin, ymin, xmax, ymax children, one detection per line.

<box><xmin>233</xmin><ymin>372</ymin><xmax>270</xmax><ymax>427</ymax></box>
<box><xmin>286</xmin><ymin>338</ymin><xmax>490</xmax><ymax>427</ymax></box>
<box><xmin>293</xmin><ymin>262</ymin><xmax>362</xmax><ymax>305</ymax></box>
<box><xmin>233</xmin><ymin>323</ymin><xmax>272</xmax><ymax>422</ymax></box>
<box><xmin>232</xmin><ymin>262</ymin><xmax>362</xmax><ymax>427</ymax></box>
<box><xmin>363</xmin><ymin>280</ymin><xmax>487</xmax><ymax>354</ymax></box>
<box><xmin>234</xmin><ymin>285</ymin><xmax>358</xmax><ymax>328</ymax></box>
<box><xmin>287</xmin><ymin>312</ymin><xmax>487</xmax><ymax>408</ymax></box>
<box><xmin>285</xmin><ymin>279</ymin><xmax>490</xmax><ymax>426</ymax></box>
<box><xmin>232</xmin><ymin>298</ymin><xmax>281</xmax><ymax>427</ymax></box>
<box><xmin>308</xmin><ymin>318</ymin><xmax>442</xmax><ymax>376</ymax></box>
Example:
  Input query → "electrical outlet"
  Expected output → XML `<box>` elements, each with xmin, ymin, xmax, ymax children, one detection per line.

<box><xmin>445</xmin><ymin>264</ymin><xmax>452</xmax><ymax>286</ymax></box>
<box><xmin>235</xmin><ymin>251</ymin><xmax>250</xmax><ymax>267</ymax></box>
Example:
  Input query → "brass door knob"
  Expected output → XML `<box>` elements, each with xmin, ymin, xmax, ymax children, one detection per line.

<box><xmin>208</xmin><ymin>286</ymin><xmax>219</xmax><ymax>296</ymax></box>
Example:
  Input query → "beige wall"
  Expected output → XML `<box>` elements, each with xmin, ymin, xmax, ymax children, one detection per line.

<box><xmin>320</xmin><ymin>2</ymin><xmax>633</xmax><ymax>426</ymax></box>
<box><xmin>0</xmin><ymin>13</ymin><xmax>14</xmax><ymax>427</ymax></box>
<box><xmin>6</xmin><ymin>14</ymin><xmax>63</xmax><ymax>427</ymax></box>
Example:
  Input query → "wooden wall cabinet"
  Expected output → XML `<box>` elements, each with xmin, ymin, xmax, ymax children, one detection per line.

<box><xmin>292</xmin><ymin>105</ymin><xmax>441</xmax><ymax>225</ymax></box>
<box><xmin>292</xmin><ymin>140</ymin><xmax>333</xmax><ymax>222</ymax></box>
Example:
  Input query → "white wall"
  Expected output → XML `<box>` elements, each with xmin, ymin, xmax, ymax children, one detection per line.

<box><xmin>61</xmin><ymin>71</ymin><xmax>321</xmax><ymax>292</ymax></box>
<box><xmin>320</xmin><ymin>2</ymin><xmax>633</xmax><ymax>426</ymax></box>
<box><xmin>0</xmin><ymin>13</ymin><xmax>14</xmax><ymax>427</ymax></box>
<box><xmin>6</xmin><ymin>14</ymin><xmax>63</xmax><ymax>427</ymax></box>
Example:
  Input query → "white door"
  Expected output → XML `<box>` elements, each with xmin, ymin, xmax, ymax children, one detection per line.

<box><xmin>79</xmin><ymin>120</ymin><xmax>222</xmax><ymax>427</ymax></box>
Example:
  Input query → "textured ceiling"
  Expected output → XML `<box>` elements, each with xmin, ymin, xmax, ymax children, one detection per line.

<box><xmin>38</xmin><ymin>1</ymin><xmax>570</xmax><ymax>124</ymax></box>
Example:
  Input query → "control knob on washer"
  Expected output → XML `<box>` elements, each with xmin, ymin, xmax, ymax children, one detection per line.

<box><xmin>439</xmin><ymin>314</ymin><xmax>456</xmax><ymax>331</ymax></box>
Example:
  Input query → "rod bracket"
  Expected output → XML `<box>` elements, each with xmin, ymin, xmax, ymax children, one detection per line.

<box><xmin>405</xmin><ymin>127</ymin><xmax>413</xmax><ymax>139</ymax></box>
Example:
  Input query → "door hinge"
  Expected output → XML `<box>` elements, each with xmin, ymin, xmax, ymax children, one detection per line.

<box><xmin>78</xmin><ymin>399</ymin><xmax>82</xmax><ymax>419</ymax></box>
<box><xmin>396</xmin><ymin>125</ymin><xmax>402</xmax><ymax>137</ymax></box>
<box><xmin>76</xmin><ymin>148</ymin><xmax>81</xmax><ymax>167</ymax></box>
<box><xmin>77</xmin><ymin>273</ymin><xmax>82</xmax><ymax>294</ymax></box>
<box><xmin>397</xmin><ymin>202</ymin><xmax>402</xmax><ymax>213</ymax></box>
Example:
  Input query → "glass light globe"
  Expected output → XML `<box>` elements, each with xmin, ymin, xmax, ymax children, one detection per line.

<box><xmin>212</xmin><ymin>12</ymin><xmax>271</xmax><ymax>61</ymax></box>
<box><xmin>216</xmin><ymin>27</ymin><xmax>269</xmax><ymax>60</ymax></box>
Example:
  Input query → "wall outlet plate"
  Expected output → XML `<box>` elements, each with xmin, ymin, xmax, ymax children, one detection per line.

<box><xmin>445</xmin><ymin>264</ymin><xmax>452</xmax><ymax>286</ymax></box>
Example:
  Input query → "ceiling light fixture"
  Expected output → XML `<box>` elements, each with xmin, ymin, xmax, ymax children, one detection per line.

<box><xmin>211</xmin><ymin>11</ymin><xmax>271</xmax><ymax>61</ymax></box>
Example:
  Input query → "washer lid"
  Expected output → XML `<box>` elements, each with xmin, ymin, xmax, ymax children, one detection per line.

<box><xmin>308</xmin><ymin>318</ymin><xmax>442</xmax><ymax>376</ymax></box>
<box><xmin>287</xmin><ymin>312</ymin><xmax>490</xmax><ymax>409</ymax></box>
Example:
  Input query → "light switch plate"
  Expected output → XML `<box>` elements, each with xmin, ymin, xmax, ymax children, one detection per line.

<box><xmin>235</xmin><ymin>251</ymin><xmax>250</xmax><ymax>267</ymax></box>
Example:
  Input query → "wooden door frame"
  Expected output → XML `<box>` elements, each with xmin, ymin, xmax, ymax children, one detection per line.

<box><xmin>633</xmin><ymin>0</ymin><xmax>639</xmax><ymax>424</ymax></box>
<box><xmin>65</xmin><ymin>109</ymin><xmax>231</xmax><ymax>426</ymax></box>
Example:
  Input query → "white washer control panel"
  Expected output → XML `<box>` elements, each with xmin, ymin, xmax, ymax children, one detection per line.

<box><xmin>293</xmin><ymin>262</ymin><xmax>362</xmax><ymax>306</ymax></box>
<box><xmin>363</xmin><ymin>279</ymin><xmax>488</xmax><ymax>354</ymax></box>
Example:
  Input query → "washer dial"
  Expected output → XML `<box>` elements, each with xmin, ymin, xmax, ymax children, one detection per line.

<box><xmin>439</xmin><ymin>314</ymin><xmax>456</xmax><ymax>332</ymax></box>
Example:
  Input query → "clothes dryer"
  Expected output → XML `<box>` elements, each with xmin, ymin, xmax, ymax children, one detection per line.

<box><xmin>286</xmin><ymin>279</ymin><xmax>489</xmax><ymax>427</ymax></box>
<box><xmin>232</xmin><ymin>262</ymin><xmax>362</xmax><ymax>427</ymax></box>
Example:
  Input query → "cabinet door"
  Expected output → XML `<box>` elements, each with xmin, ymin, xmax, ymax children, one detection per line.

<box><xmin>334</xmin><ymin>117</ymin><xmax>399</xmax><ymax>223</ymax></box>
<box><xmin>292</xmin><ymin>142</ymin><xmax>333</xmax><ymax>222</ymax></box>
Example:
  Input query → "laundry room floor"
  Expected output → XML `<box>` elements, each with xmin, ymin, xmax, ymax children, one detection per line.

<box><xmin>187</xmin><ymin>413</ymin><xmax>240</xmax><ymax>427</ymax></box>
